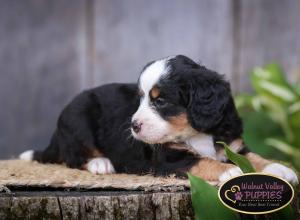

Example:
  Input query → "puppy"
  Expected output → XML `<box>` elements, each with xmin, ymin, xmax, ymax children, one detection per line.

<box><xmin>20</xmin><ymin>55</ymin><xmax>298</xmax><ymax>185</ymax></box>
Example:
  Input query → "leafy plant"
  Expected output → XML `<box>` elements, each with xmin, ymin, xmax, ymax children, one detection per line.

<box><xmin>235</xmin><ymin>63</ymin><xmax>300</xmax><ymax>171</ymax></box>
<box><xmin>217</xmin><ymin>142</ymin><xmax>255</xmax><ymax>173</ymax></box>
<box><xmin>188</xmin><ymin>143</ymin><xmax>295</xmax><ymax>220</ymax></box>
<box><xmin>188</xmin><ymin>173</ymin><xmax>239</xmax><ymax>220</ymax></box>
<box><xmin>189</xmin><ymin>64</ymin><xmax>299</xmax><ymax>219</ymax></box>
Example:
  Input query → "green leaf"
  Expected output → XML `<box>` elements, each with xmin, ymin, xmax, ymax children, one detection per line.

<box><xmin>250</xmin><ymin>64</ymin><xmax>297</xmax><ymax>104</ymax></box>
<box><xmin>234</xmin><ymin>94</ymin><xmax>253</xmax><ymax>110</ymax></box>
<box><xmin>266</xmin><ymin>138</ymin><xmax>300</xmax><ymax>159</ymax></box>
<box><xmin>288</xmin><ymin>101</ymin><xmax>300</xmax><ymax>129</ymax></box>
<box><xmin>188</xmin><ymin>173</ymin><xmax>240</xmax><ymax>220</ymax></box>
<box><xmin>252</xmin><ymin>63</ymin><xmax>289</xmax><ymax>89</ymax></box>
<box><xmin>263</xmin><ymin>63</ymin><xmax>287</xmax><ymax>84</ymax></box>
<box><xmin>258</xmin><ymin>81</ymin><xmax>296</xmax><ymax>102</ymax></box>
<box><xmin>293</xmin><ymin>83</ymin><xmax>300</xmax><ymax>96</ymax></box>
<box><xmin>272</xmin><ymin>204</ymin><xmax>295</xmax><ymax>220</ymax></box>
<box><xmin>239</xmin><ymin>111</ymin><xmax>285</xmax><ymax>159</ymax></box>
<box><xmin>217</xmin><ymin>142</ymin><xmax>255</xmax><ymax>173</ymax></box>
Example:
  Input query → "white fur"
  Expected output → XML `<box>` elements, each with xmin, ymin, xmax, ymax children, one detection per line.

<box><xmin>86</xmin><ymin>157</ymin><xmax>115</xmax><ymax>174</ymax></box>
<box><xmin>185</xmin><ymin>134</ymin><xmax>216</xmax><ymax>159</ymax></box>
<box><xmin>132</xmin><ymin>97</ymin><xmax>197</xmax><ymax>143</ymax></box>
<box><xmin>132</xmin><ymin>97</ymin><xmax>171</xmax><ymax>143</ymax></box>
<box><xmin>219</xmin><ymin>167</ymin><xmax>243</xmax><ymax>183</ymax></box>
<box><xmin>139</xmin><ymin>58</ymin><xmax>170</xmax><ymax>93</ymax></box>
<box><xmin>19</xmin><ymin>150</ymin><xmax>34</xmax><ymax>161</ymax></box>
<box><xmin>262</xmin><ymin>163</ymin><xmax>299</xmax><ymax>185</ymax></box>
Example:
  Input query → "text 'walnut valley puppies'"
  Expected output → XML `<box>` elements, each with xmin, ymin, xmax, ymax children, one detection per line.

<box><xmin>20</xmin><ymin>55</ymin><xmax>299</xmax><ymax>185</ymax></box>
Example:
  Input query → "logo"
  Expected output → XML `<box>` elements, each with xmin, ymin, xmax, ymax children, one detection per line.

<box><xmin>218</xmin><ymin>173</ymin><xmax>294</xmax><ymax>214</ymax></box>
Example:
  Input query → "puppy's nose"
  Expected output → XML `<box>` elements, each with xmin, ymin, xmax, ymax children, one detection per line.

<box><xmin>131</xmin><ymin>120</ymin><xmax>142</xmax><ymax>133</ymax></box>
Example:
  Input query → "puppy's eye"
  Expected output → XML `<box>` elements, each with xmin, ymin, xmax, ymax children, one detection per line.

<box><xmin>154</xmin><ymin>98</ymin><xmax>168</xmax><ymax>108</ymax></box>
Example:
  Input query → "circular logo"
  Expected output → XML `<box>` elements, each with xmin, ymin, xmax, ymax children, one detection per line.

<box><xmin>218</xmin><ymin>173</ymin><xmax>294</xmax><ymax>214</ymax></box>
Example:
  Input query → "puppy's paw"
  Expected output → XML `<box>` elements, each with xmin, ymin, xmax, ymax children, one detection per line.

<box><xmin>19</xmin><ymin>150</ymin><xmax>34</xmax><ymax>161</ymax></box>
<box><xmin>219</xmin><ymin>166</ymin><xmax>243</xmax><ymax>183</ymax></box>
<box><xmin>86</xmin><ymin>157</ymin><xmax>115</xmax><ymax>174</ymax></box>
<box><xmin>262</xmin><ymin>163</ymin><xmax>299</xmax><ymax>185</ymax></box>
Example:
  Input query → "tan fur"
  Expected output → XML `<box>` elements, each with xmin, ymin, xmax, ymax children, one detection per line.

<box><xmin>83</xmin><ymin>146</ymin><xmax>103</xmax><ymax>158</ymax></box>
<box><xmin>81</xmin><ymin>147</ymin><xmax>103</xmax><ymax>169</ymax></box>
<box><xmin>90</xmin><ymin>149</ymin><xmax>103</xmax><ymax>158</ymax></box>
<box><xmin>189</xmin><ymin>158</ymin><xmax>236</xmax><ymax>181</ymax></box>
<box><xmin>229</xmin><ymin>139</ymin><xmax>244</xmax><ymax>152</ymax></box>
<box><xmin>169</xmin><ymin>113</ymin><xmax>190</xmax><ymax>132</ymax></box>
<box><xmin>245</xmin><ymin>152</ymin><xmax>271</xmax><ymax>171</ymax></box>
<box><xmin>150</xmin><ymin>87</ymin><xmax>160</xmax><ymax>99</ymax></box>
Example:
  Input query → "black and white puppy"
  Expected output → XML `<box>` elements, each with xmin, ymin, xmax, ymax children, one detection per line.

<box><xmin>20</xmin><ymin>55</ymin><xmax>298</xmax><ymax>184</ymax></box>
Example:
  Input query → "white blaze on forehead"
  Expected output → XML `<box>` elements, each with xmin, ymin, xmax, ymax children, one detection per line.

<box><xmin>132</xmin><ymin>58</ymin><xmax>173</xmax><ymax>144</ymax></box>
<box><xmin>139</xmin><ymin>59</ymin><xmax>170</xmax><ymax>93</ymax></box>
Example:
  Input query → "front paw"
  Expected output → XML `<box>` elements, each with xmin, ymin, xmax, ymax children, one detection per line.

<box><xmin>219</xmin><ymin>166</ymin><xmax>243</xmax><ymax>183</ymax></box>
<box><xmin>86</xmin><ymin>157</ymin><xmax>116</xmax><ymax>174</ymax></box>
<box><xmin>262</xmin><ymin>163</ymin><xmax>299</xmax><ymax>185</ymax></box>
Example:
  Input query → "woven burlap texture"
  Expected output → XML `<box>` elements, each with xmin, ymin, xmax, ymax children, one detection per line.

<box><xmin>0</xmin><ymin>160</ymin><xmax>195</xmax><ymax>191</ymax></box>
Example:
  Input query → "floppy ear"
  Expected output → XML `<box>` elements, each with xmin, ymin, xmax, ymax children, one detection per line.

<box><xmin>186</xmin><ymin>70</ymin><xmax>231</xmax><ymax>132</ymax></box>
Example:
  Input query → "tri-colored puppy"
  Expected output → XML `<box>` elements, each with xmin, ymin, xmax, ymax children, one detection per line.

<box><xmin>20</xmin><ymin>55</ymin><xmax>298</xmax><ymax>185</ymax></box>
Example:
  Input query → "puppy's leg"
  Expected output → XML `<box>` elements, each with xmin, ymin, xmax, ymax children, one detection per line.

<box><xmin>189</xmin><ymin>158</ymin><xmax>242</xmax><ymax>183</ymax></box>
<box><xmin>220</xmin><ymin>139</ymin><xmax>299</xmax><ymax>185</ymax></box>
<box><xmin>245</xmin><ymin>152</ymin><xmax>299</xmax><ymax>185</ymax></box>
<box><xmin>162</xmin><ymin>144</ymin><xmax>242</xmax><ymax>182</ymax></box>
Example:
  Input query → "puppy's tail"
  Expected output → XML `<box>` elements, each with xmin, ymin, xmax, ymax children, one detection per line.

<box><xmin>19</xmin><ymin>150</ymin><xmax>43</xmax><ymax>162</ymax></box>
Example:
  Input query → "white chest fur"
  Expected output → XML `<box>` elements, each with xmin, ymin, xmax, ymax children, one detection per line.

<box><xmin>185</xmin><ymin>133</ymin><xmax>216</xmax><ymax>159</ymax></box>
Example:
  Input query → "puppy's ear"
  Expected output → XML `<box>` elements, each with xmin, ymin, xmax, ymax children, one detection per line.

<box><xmin>186</xmin><ymin>69</ymin><xmax>231</xmax><ymax>132</ymax></box>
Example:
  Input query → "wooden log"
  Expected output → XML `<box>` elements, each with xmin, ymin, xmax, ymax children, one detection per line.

<box><xmin>0</xmin><ymin>191</ymin><xmax>194</xmax><ymax>220</ymax></box>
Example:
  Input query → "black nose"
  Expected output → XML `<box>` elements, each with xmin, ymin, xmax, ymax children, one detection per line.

<box><xmin>131</xmin><ymin>120</ymin><xmax>142</xmax><ymax>133</ymax></box>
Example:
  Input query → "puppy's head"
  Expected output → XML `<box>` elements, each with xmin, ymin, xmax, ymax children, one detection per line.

<box><xmin>131</xmin><ymin>55</ymin><xmax>242</xmax><ymax>144</ymax></box>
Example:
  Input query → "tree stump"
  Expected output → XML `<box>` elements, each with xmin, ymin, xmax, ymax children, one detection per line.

<box><xmin>0</xmin><ymin>190</ymin><xmax>194</xmax><ymax>220</ymax></box>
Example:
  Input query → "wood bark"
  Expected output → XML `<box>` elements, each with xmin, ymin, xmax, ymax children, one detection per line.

<box><xmin>0</xmin><ymin>191</ymin><xmax>194</xmax><ymax>220</ymax></box>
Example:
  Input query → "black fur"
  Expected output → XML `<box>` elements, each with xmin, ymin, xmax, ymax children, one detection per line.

<box><xmin>33</xmin><ymin>83</ymin><xmax>198</xmax><ymax>176</ymax></box>
<box><xmin>149</xmin><ymin>55</ymin><xmax>243</xmax><ymax>144</ymax></box>
<box><xmin>31</xmin><ymin>55</ymin><xmax>244</xmax><ymax>177</ymax></box>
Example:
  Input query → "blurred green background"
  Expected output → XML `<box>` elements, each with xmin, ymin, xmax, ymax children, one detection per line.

<box><xmin>236</xmin><ymin>64</ymin><xmax>300</xmax><ymax>172</ymax></box>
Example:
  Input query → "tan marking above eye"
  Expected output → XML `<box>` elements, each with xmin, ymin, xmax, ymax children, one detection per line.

<box><xmin>150</xmin><ymin>87</ymin><xmax>160</xmax><ymax>99</ymax></box>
